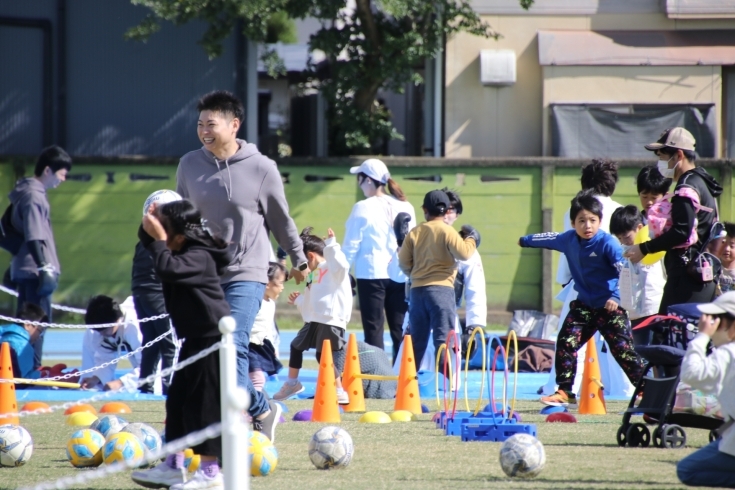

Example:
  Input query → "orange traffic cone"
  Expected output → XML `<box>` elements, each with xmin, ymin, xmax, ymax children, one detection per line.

<box><xmin>394</xmin><ymin>335</ymin><xmax>422</xmax><ymax>414</ymax></box>
<box><xmin>578</xmin><ymin>336</ymin><xmax>606</xmax><ymax>415</ymax></box>
<box><xmin>311</xmin><ymin>339</ymin><xmax>341</xmax><ymax>423</ymax></box>
<box><xmin>0</xmin><ymin>342</ymin><xmax>19</xmax><ymax>425</ymax></box>
<box><xmin>341</xmin><ymin>334</ymin><xmax>365</xmax><ymax>413</ymax></box>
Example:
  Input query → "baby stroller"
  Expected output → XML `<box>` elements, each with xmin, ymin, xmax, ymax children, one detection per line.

<box><xmin>616</xmin><ymin>304</ymin><xmax>724</xmax><ymax>449</ymax></box>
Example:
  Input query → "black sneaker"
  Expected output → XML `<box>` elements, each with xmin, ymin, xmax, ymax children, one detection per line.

<box><xmin>253</xmin><ymin>400</ymin><xmax>282</xmax><ymax>443</ymax></box>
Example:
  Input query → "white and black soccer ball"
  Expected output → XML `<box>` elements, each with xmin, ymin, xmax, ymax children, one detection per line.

<box><xmin>499</xmin><ymin>433</ymin><xmax>546</xmax><ymax>479</ymax></box>
<box><xmin>142</xmin><ymin>189</ymin><xmax>182</xmax><ymax>216</ymax></box>
<box><xmin>0</xmin><ymin>424</ymin><xmax>33</xmax><ymax>467</ymax></box>
<box><xmin>308</xmin><ymin>426</ymin><xmax>354</xmax><ymax>470</ymax></box>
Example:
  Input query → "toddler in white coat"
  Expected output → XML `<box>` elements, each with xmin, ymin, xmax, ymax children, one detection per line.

<box><xmin>273</xmin><ymin>227</ymin><xmax>353</xmax><ymax>404</ymax></box>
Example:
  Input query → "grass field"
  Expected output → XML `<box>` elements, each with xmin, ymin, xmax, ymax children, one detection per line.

<box><xmin>1</xmin><ymin>399</ymin><xmax>717</xmax><ymax>490</ymax></box>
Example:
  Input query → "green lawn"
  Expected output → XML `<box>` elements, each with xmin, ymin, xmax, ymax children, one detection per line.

<box><xmin>1</xmin><ymin>399</ymin><xmax>718</xmax><ymax>490</ymax></box>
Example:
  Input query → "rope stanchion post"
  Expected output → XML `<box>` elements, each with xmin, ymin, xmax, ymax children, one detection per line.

<box><xmin>218</xmin><ymin>316</ymin><xmax>249</xmax><ymax>490</ymax></box>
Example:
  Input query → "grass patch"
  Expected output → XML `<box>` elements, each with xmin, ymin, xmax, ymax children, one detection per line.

<box><xmin>2</xmin><ymin>400</ymin><xmax>711</xmax><ymax>489</ymax></box>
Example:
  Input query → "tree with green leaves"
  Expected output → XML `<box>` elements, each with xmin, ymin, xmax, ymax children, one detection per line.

<box><xmin>126</xmin><ymin>1</ymin><xmax>499</xmax><ymax>155</ymax></box>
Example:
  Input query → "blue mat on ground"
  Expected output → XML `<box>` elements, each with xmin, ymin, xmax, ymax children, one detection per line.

<box><xmin>15</xmin><ymin>390</ymin><xmax>165</xmax><ymax>402</ymax></box>
<box><xmin>264</xmin><ymin>369</ymin><xmax>631</xmax><ymax>401</ymax></box>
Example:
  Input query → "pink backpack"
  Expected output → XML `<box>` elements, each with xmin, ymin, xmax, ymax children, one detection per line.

<box><xmin>647</xmin><ymin>187</ymin><xmax>714</xmax><ymax>249</ymax></box>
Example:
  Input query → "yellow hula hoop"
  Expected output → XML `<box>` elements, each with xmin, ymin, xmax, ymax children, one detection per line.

<box><xmin>464</xmin><ymin>327</ymin><xmax>486</xmax><ymax>415</ymax></box>
<box><xmin>505</xmin><ymin>330</ymin><xmax>519</xmax><ymax>418</ymax></box>
<box><xmin>435</xmin><ymin>343</ymin><xmax>447</xmax><ymax>411</ymax></box>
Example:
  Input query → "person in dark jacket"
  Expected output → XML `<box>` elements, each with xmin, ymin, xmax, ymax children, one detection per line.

<box><xmin>9</xmin><ymin>145</ymin><xmax>71</xmax><ymax>369</ymax></box>
<box><xmin>131</xmin><ymin>231</ymin><xmax>176</xmax><ymax>394</ymax></box>
<box><xmin>131</xmin><ymin>199</ymin><xmax>277</xmax><ymax>490</ymax></box>
<box><xmin>519</xmin><ymin>190</ymin><xmax>644</xmax><ymax>408</ymax></box>
<box><xmin>626</xmin><ymin>127</ymin><xmax>723</xmax><ymax>312</ymax></box>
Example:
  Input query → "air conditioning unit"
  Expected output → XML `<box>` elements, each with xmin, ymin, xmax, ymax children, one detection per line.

<box><xmin>480</xmin><ymin>50</ymin><xmax>516</xmax><ymax>86</ymax></box>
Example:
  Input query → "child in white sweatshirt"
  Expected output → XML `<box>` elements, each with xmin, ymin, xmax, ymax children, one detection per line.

<box><xmin>677</xmin><ymin>292</ymin><xmax>735</xmax><ymax>488</ymax></box>
<box><xmin>273</xmin><ymin>227</ymin><xmax>353</xmax><ymax>404</ymax></box>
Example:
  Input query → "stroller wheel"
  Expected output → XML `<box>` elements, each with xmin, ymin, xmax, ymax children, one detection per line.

<box><xmin>661</xmin><ymin>424</ymin><xmax>686</xmax><ymax>449</ymax></box>
<box><xmin>709</xmin><ymin>429</ymin><xmax>720</xmax><ymax>443</ymax></box>
<box><xmin>626</xmin><ymin>423</ymin><xmax>651</xmax><ymax>448</ymax></box>
<box><xmin>652</xmin><ymin>426</ymin><xmax>664</xmax><ymax>448</ymax></box>
<box><xmin>616</xmin><ymin>425</ymin><xmax>628</xmax><ymax>447</ymax></box>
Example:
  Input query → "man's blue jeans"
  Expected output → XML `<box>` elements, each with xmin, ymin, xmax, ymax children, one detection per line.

<box><xmin>222</xmin><ymin>281</ymin><xmax>270</xmax><ymax>418</ymax></box>
<box><xmin>408</xmin><ymin>285</ymin><xmax>456</xmax><ymax>373</ymax></box>
<box><xmin>16</xmin><ymin>277</ymin><xmax>52</xmax><ymax>370</ymax></box>
<box><xmin>678</xmin><ymin>440</ymin><xmax>735</xmax><ymax>488</ymax></box>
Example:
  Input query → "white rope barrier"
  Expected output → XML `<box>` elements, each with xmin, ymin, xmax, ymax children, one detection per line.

<box><xmin>16</xmin><ymin>316</ymin><xmax>248</xmax><ymax>490</ymax></box>
<box><xmin>0</xmin><ymin>312</ymin><xmax>169</xmax><ymax>329</ymax></box>
<box><xmin>18</xmin><ymin>422</ymin><xmax>223</xmax><ymax>490</ymax></box>
<box><xmin>0</xmin><ymin>340</ymin><xmax>222</xmax><ymax>420</ymax></box>
<box><xmin>0</xmin><ymin>329</ymin><xmax>174</xmax><ymax>384</ymax></box>
<box><xmin>0</xmin><ymin>285</ymin><xmax>86</xmax><ymax>315</ymax></box>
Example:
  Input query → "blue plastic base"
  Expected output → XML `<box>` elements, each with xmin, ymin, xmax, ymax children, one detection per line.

<box><xmin>15</xmin><ymin>390</ymin><xmax>165</xmax><ymax>402</ymax></box>
<box><xmin>461</xmin><ymin>420</ymin><xmax>537</xmax><ymax>442</ymax></box>
<box><xmin>444</xmin><ymin>411</ymin><xmax>477</xmax><ymax>435</ymax></box>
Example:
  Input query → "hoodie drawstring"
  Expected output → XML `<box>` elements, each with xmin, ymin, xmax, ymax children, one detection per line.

<box><xmin>214</xmin><ymin>157</ymin><xmax>233</xmax><ymax>201</ymax></box>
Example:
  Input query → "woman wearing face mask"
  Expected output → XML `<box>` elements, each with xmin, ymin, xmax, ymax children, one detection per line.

<box><xmin>626</xmin><ymin>127</ymin><xmax>722</xmax><ymax>313</ymax></box>
<box><xmin>676</xmin><ymin>291</ymin><xmax>735</xmax><ymax>488</ymax></box>
<box><xmin>343</xmin><ymin>159</ymin><xmax>416</xmax><ymax>361</ymax></box>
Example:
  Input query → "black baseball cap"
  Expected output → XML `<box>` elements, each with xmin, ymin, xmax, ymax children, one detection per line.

<box><xmin>423</xmin><ymin>190</ymin><xmax>451</xmax><ymax>216</ymax></box>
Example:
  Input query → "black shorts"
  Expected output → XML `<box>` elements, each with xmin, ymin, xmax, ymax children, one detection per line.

<box><xmin>291</xmin><ymin>322</ymin><xmax>347</xmax><ymax>353</ymax></box>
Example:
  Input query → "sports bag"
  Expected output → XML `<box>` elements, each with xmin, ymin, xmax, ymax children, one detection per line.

<box><xmin>0</xmin><ymin>204</ymin><xmax>23</xmax><ymax>255</ymax></box>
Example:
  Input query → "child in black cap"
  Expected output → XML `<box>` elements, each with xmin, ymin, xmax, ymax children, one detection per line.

<box><xmin>398</xmin><ymin>190</ymin><xmax>478</xmax><ymax>371</ymax></box>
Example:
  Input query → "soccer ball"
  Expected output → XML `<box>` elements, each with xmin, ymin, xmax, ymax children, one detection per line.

<box><xmin>249</xmin><ymin>431</ymin><xmax>278</xmax><ymax>476</ymax></box>
<box><xmin>91</xmin><ymin>415</ymin><xmax>128</xmax><ymax>439</ymax></box>
<box><xmin>66</xmin><ymin>429</ymin><xmax>106</xmax><ymax>468</ymax></box>
<box><xmin>121</xmin><ymin>423</ymin><xmax>162</xmax><ymax>466</ymax></box>
<box><xmin>0</xmin><ymin>425</ymin><xmax>33</xmax><ymax>467</ymax></box>
<box><xmin>102</xmin><ymin>432</ymin><xmax>145</xmax><ymax>467</ymax></box>
<box><xmin>308</xmin><ymin>426</ymin><xmax>353</xmax><ymax>470</ymax></box>
<box><xmin>498</xmin><ymin>433</ymin><xmax>546</xmax><ymax>479</ymax></box>
<box><xmin>143</xmin><ymin>189</ymin><xmax>182</xmax><ymax>216</ymax></box>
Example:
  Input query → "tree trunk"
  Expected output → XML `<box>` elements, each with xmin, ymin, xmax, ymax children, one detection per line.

<box><xmin>353</xmin><ymin>0</ymin><xmax>382</xmax><ymax>114</ymax></box>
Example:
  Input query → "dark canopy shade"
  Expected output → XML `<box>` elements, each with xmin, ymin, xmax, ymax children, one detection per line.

<box><xmin>550</xmin><ymin>104</ymin><xmax>716</xmax><ymax>158</ymax></box>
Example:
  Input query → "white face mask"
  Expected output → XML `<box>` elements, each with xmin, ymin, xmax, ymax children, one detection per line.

<box><xmin>657</xmin><ymin>156</ymin><xmax>677</xmax><ymax>179</ymax></box>
<box><xmin>711</xmin><ymin>328</ymin><xmax>732</xmax><ymax>348</ymax></box>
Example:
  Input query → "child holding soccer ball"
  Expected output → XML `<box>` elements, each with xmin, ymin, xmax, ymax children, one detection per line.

<box><xmin>273</xmin><ymin>227</ymin><xmax>353</xmax><ymax>404</ymax></box>
<box><xmin>131</xmin><ymin>199</ymin><xmax>243</xmax><ymax>490</ymax></box>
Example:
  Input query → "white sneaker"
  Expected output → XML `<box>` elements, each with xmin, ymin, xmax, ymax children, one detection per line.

<box><xmin>131</xmin><ymin>462</ymin><xmax>185</xmax><ymax>488</ymax></box>
<box><xmin>170</xmin><ymin>469</ymin><xmax>224</xmax><ymax>489</ymax></box>
<box><xmin>337</xmin><ymin>389</ymin><xmax>350</xmax><ymax>405</ymax></box>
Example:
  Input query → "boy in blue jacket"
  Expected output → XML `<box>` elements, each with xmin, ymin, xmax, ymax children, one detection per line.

<box><xmin>0</xmin><ymin>303</ymin><xmax>47</xmax><ymax>379</ymax></box>
<box><xmin>519</xmin><ymin>190</ymin><xmax>644</xmax><ymax>407</ymax></box>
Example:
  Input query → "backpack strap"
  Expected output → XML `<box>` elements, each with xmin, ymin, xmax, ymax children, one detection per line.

<box><xmin>675</xmin><ymin>187</ymin><xmax>714</xmax><ymax>214</ymax></box>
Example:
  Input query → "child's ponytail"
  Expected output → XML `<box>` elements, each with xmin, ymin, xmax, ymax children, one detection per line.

<box><xmin>386</xmin><ymin>178</ymin><xmax>406</xmax><ymax>202</ymax></box>
<box><xmin>300</xmin><ymin>227</ymin><xmax>326</xmax><ymax>255</ymax></box>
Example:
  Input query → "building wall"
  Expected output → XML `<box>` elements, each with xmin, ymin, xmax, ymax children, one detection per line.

<box><xmin>445</xmin><ymin>10</ymin><xmax>734</xmax><ymax>158</ymax></box>
<box><xmin>0</xmin><ymin>0</ymin><xmax>240</xmax><ymax>158</ymax></box>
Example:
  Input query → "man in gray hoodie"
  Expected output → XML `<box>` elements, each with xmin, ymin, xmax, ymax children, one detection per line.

<box><xmin>176</xmin><ymin>91</ymin><xmax>308</xmax><ymax>443</ymax></box>
<box><xmin>9</xmin><ymin>145</ymin><xmax>71</xmax><ymax>369</ymax></box>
